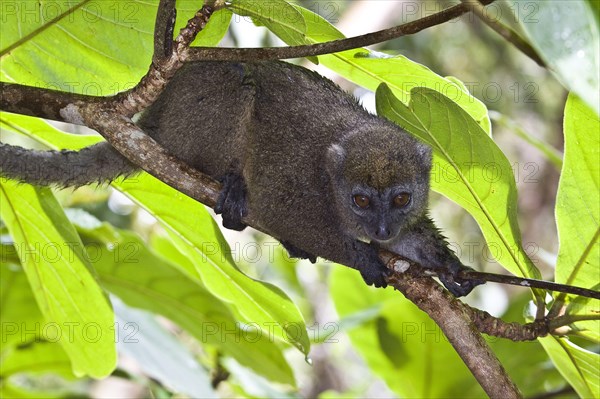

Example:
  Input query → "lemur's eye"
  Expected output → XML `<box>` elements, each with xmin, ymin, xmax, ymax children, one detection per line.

<box><xmin>393</xmin><ymin>193</ymin><xmax>411</xmax><ymax>207</ymax></box>
<box><xmin>353</xmin><ymin>194</ymin><xmax>370</xmax><ymax>209</ymax></box>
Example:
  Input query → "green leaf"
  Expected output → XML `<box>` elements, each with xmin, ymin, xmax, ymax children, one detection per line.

<box><xmin>190</xmin><ymin>8</ymin><xmax>233</xmax><ymax>47</ymax></box>
<box><xmin>489</xmin><ymin>111</ymin><xmax>564</xmax><ymax>170</ymax></box>
<box><xmin>329</xmin><ymin>266</ymin><xmax>484</xmax><ymax>398</ymax></box>
<box><xmin>1</xmin><ymin>113</ymin><xmax>103</xmax><ymax>150</ymax></box>
<box><xmin>567</xmin><ymin>294</ymin><xmax>600</xmax><ymax>343</ymax></box>
<box><xmin>228</xmin><ymin>0</ymin><xmax>491</xmax><ymax>133</ymax></box>
<box><xmin>555</xmin><ymin>94</ymin><xmax>600</xmax><ymax>290</ymax></box>
<box><xmin>113</xmin><ymin>174</ymin><xmax>310</xmax><ymax>355</ymax></box>
<box><xmin>1</xmin><ymin>0</ymin><xmax>153</xmax><ymax>92</ymax></box>
<box><xmin>222</xmin><ymin>358</ymin><xmax>299</xmax><ymax>399</ymax></box>
<box><xmin>0</xmin><ymin>341</ymin><xmax>74</xmax><ymax>379</ymax></box>
<box><xmin>0</xmin><ymin>182</ymin><xmax>116</xmax><ymax>378</ymax></box>
<box><xmin>0</xmin><ymin>262</ymin><xmax>79</xmax><ymax>390</ymax></box>
<box><xmin>0</xmin><ymin>261</ymin><xmax>45</xmax><ymax>348</ymax></box>
<box><xmin>73</xmin><ymin>215</ymin><xmax>296</xmax><ymax>385</ymax></box>
<box><xmin>513</xmin><ymin>1</ymin><xmax>600</xmax><ymax>113</ymax></box>
<box><xmin>539</xmin><ymin>336</ymin><xmax>600</xmax><ymax>399</ymax></box>
<box><xmin>1</xmin><ymin>2</ymin><xmax>232</xmax><ymax>93</ymax></box>
<box><xmin>229</xmin><ymin>0</ymin><xmax>306</xmax><ymax>46</ymax></box>
<box><xmin>543</xmin><ymin>90</ymin><xmax>599</xmax><ymax>396</ymax></box>
<box><xmin>376</xmin><ymin>85</ymin><xmax>540</xmax><ymax>279</ymax></box>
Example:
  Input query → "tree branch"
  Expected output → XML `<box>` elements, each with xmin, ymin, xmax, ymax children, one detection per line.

<box><xmin>459</xmin><ymin>269</ymin><xmax>600</xmax><ymax>300</ymax></box>
<box><xmin>460</xmin><ymin>0</ymin><xmax>546</xmax><ymax>66</ymax></box>
<box><xmin>381</xmin><ymin>252</ymin><xmax>522</xmax><ymax>399</ymax></box>
<box><xmin>153</xmin><ymin>0</ymin><xmax>177</xmax><ymax>63</ymax></box>
<box><xmin>188</xmin><ymin>0</ymin><xmax>496</xmax><ymax>61</ymax></box>
<box><xmin>111</xmin><ymin>2</ymin><xmax>217</xmax><ymax>117</ymax></box>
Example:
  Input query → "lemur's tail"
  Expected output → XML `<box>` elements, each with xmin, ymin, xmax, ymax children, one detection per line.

<box><xmin>0</xmin><ymin>142</ymin><xmax>137</xmax><ymax>186</ymax></box>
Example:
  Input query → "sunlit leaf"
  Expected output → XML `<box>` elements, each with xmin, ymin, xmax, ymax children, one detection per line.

<box><xmin>539</xmin><ymin>336</ymin><xmax>600</xmax><ymax>399</ymax></box>
<box><xmin>376</xmin><ymin>85</ymin><xmax>539</xmax><ymax>279</ymax></box>
<box><xmin>73</xmin><ymin>218</ymin><xmax>296</xmax><ymax>385</ymax></box>
<box><xmin>1</xmin><ymin>2</ymin><xmax>231</xmax><ymax>95</ymax></box>
<box><xmin>114</xmin><ymin>174</ymin><xmax>310</xmax><ymax>355</ymax></box>
<box><xmin>0</xmin><ymin>261</ymin><xmax>45</xmax><ymax>348</ymax></box>
<box><xmin>512</xmin><ymin>1</ymin><xmax>600</xmax><ymax>113</ymax></box>
<box><xmin>555</xmin><ymin>94</ymin><xmax>600</xmax><ymax>291</ymax></box>
<box><xmin>0</xmin><ymin>182</ymin><xmax>116</xmax><ymax>378</ymax></box>
<box><xmin>329</xmin><ymin>266</ymin><xmax>484</xmax><ymax>398</ymax></box>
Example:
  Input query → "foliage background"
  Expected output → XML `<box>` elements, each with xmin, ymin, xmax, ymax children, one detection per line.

<box><xmin>0</xmin><ymin>1</ymin><xmax>598</xmax><ymax>398</ymax></box>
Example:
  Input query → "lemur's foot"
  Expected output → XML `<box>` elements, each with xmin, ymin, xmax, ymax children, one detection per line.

<box><xmin>439</xmin><ymin>262</ymin><xmax>485</xmax><ymax>297</ymax></box>
<box><xmin>281</xmin><ymin>240</ymin><xmax>317</xmax><ymax>263</ymax></box>
<box><xmin>215</xmin><ymin>172</ymin><xmax>247</xmax><ymax>231</ymax></box>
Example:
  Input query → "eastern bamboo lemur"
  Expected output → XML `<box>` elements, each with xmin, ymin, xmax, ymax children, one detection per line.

<box><xmin>0</xmin><ymin>61</ymin><xmax>482</xmax><ymax>296</ymax></box>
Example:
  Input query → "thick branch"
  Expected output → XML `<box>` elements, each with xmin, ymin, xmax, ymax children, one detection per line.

<box><xmin>82</xmin><ymin>109</ymin><xmax>221</xmax><ymax>207</ymax></box>
<box><xmin>0</xmin><ymin>83</ymin><xmax>103</xmax><ymax>123</ymax></box>
<box><xmin>381</xmin><ymin>252</ymin><xmax>522</xmax><ymax>399</ymax></box>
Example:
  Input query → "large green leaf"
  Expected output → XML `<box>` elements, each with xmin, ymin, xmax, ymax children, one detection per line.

<box><xmin>555</xmin><ymin>94</ymin><xmax>600</xmax><ymax>290</ymax></box>
<box><xmin>329</xmin><ymin>266</ymin><xmax>484</xmax><ymax>398</ymax></box>
<box><xmin>0</xmin><ymin>260</ymin><xmax>85</xmax><ymax>396</ymax></box>
<box><xmin>229</xmin><ymin>0</ymin><xmax>491</xmax><ymax>132</ymax></box>
<box><xmin>543</xmin><ymin>93</ymin><xmax>600</xmax><ymax>396</ymax></box>
<box><xmin>512</xmin><ymin>1</ymin><xmax>599</xmax><ymax>114</ymax></box>
<box><xmin>1</xmin><ymin>0</ymin><xmax>153</xmax><ymax>91</ymax></box>
<box><xmin>114</xmin><ymin>174</ymin><xmax>310</xmax><ymax>355</ymax></box>
<box><xmin>539</xmin><ymin>336</ymin><xmax>600</xmax><ymax>399</ymax></box>
<box><xmin>376</xmin><ymin>85</ymin><xmax>539</xmax><ymax>279</ymax></box>
<box><xmin>0</xmin><ymin>113</ymin><xmax>103</xmax><ymax>149</ymax></box>
<box><xmin>0</xmin><ymin>260</ymin><xmax>45</xmax><ymax>348</ymax></box>
<box><xmin>72</xmin><ymin>217</ymin><xmax>296</xmax><ymax>385</ymax></box>
<box><xmin>0</xmin><ymin>182</ymin><xmax>116</xmax><ymax>378</ymax></box>
<box><xmin>1</xmin><ymin>1</ymin><xmax>232</xmax><ymax>93</ymax></box>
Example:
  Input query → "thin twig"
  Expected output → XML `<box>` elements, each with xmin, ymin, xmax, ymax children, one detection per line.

<box><xmin>188</xmin><ymin>0</ymin><xmax>496</xmax><ymax>61</ymax></box>
<box><xmin>460</xmin><ymin>0</ymin><xmax>546</xmax><ymax>66</ymax></box>
<box><xmin>459</xmin><ymin>270</ymin><xmax>600</xmax><ymax>300</ymax></box>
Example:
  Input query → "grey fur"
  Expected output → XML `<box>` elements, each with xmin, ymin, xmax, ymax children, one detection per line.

<box><xmin>0</xmin><ymin>142</ymin><xmax>135</xmax><ymax>186</ymax></box>
<box><xmin>0</xmin><ymin>61</ymin><xmax>481</xmax><ymax>295</ymax></box>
